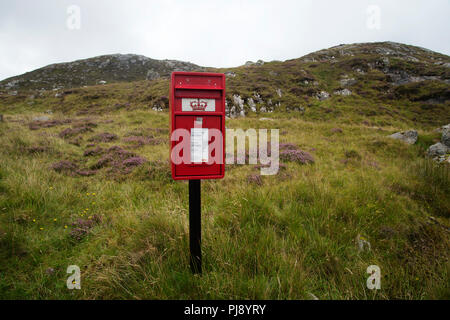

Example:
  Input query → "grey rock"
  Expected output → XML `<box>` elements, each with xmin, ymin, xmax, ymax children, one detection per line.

<box><xmin>232</xmin><ymin>95</ymin><xmax>244</xmax><ymax>109</ymax></box>
<box><xmin>244</xmin><ymin>60</ymin><xmax>264</xmax><ymax>67</ymax></box>
<box><xmin>442</xmin><ymin>126</ymin><xmax>450</xmax><ymax>147</ymax></box>
<box><xmin>32</xmin><ymin>116</ymin><xmax>50</xmax><ymax>122</ymax></box>
<box><xmin>146</xmin><ymin>70</ymin><xmax>160</xmax><ymax>80</ymax></box>
<box><xmin>228</xmin><ymin>94</ymin><xmax>246</xmax><ymax>118</ymax></box>
<box><xmin>253</xmin><ymin>92</ymin><xmax>263</xmax><ymax>103</ymax></box>
<box><xmin>388</xmin><ymin>130</ymin><xmax>418</xmax><ymax>144</ymax></box>
<box><xmin>287</xmin><ymin>106</ymin><xmax>305</xmax><ymax>112</ymax></box>
<box><xmin>427</xmin><ymin>142</ymin><xmax>449</xmax><ymax>159</ymax></box>
<box><xmin>339</xmin><ymin>77</ymin><xmax>357</xmax><ymax>87</ymax></box>
<box><xmin>4</xmin><ymin>80</ymin><xmax>20</xmax><ymax>89</ymax></box>
<box><xmin>432</xmin><ymin>123</ymin><xmax>449</xmax><ymax>134</ymax></box>
<box><xmin>334</xmin><ymin>88</ymin><xmax>352</xmax><ymax>96</ymax></box>
<box><xmin>225</xmin><ymin>71</ymin><xmax>236</xmax><ymax>78</ymax></box>
<box><xmin>247</xmin><ymin>98</ymin><xmax>257</xmax><ymax>112</ymax></box>
<box><xmin>388</xmin><ymin>72</ymin><xmax>441</xmax><ymax>85</ymax></box>
<box><xmin>316</xmin><ymin>91</ymin><xmax>330</xmax><ymax>101</ymax></box>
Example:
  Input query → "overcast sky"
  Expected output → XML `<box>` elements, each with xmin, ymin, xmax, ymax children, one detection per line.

<box><xmin>0</xmin><ymin>0</ymin><xmax>449</xmax><ymax>81</ymax></box>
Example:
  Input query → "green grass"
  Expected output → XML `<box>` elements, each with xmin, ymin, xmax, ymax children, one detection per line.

<box><xmin>0</xmin><ymin>105</ymin><xmax>448</xmax><ymax>300</ymax></box>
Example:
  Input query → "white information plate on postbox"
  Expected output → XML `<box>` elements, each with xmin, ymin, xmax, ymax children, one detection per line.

<box><xmin>190</xmin><ymin>128</ymin><xmax>209</xmax><ymax>163</ymax></box>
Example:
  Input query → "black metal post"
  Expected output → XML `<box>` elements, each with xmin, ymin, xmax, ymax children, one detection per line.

<box><xmin>189</xmin><ymin>179</ymin><xmax>202</xmax><ymax>274</ymax></box>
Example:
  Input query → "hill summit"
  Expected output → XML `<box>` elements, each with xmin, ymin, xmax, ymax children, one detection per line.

<box><xmin>0</xmin><ymin>54</ymin><xmax>203</xmax><ymax>91</ymax></box>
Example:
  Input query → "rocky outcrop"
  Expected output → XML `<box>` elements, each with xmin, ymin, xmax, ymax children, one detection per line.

<box><xmin>427</xmin><ymin>142</ymin><xmax>449</xmax><ymax>160</ymax></box>
<box><xmin>316</xmin><ymin>91</ymin><xmax>330</xmax><ymax>101</ymax></box>
<box><xmin>441</xmin><ymin>125</ymin><xmax>450</xmax><ymax>147</ymax></box>
<box><xmin>334</xmin><ymin>89</ymin><xmax>352</xmax><ymax>96</ymax></box>
<box><xmin>388</xmin><ymin>130</ymin><xmax>418</xmax><ymax>145</ymax></box>
<box><xmin>226</xmin><ymin>94</ymin><xmax>246</xmax><ymax>118</ymax></box>
<box><xmin>225</xmin><ymin>71</ymin><xmax>236</xmax><ymax>78</ymax></box>
<box><xmin>339</xmin><ymin>77</ymin><xmax>357</xmax><ymax>87</ymax></box>
<box><xmin>146</xmin><ymin>70</ymin><xmax>160</xmax><ymax>80</ymax></box>
<box><xmin>32</xmin><ymin>116</ymin><xmax>50</xmax><ymax>122</ymax></box>
<box><xmin>427</xmin><ymin>124</ymin><xmax>450</xmax><ymax>162</ymax></box>
<box><xmin>244</xmin><ymin>60</ymin><xmax>265</xmax><ymax>67</ymax></box>
<box><xmin>286</xmin><ymin>106</ymin><xmax>305</xmax><ymax>113</ymax></box>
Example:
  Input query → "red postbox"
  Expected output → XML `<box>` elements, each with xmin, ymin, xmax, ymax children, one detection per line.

<box><xmin>170</xmin><ymin>72</ymin><xmax>226</xmax><ymax>180</ymax></box>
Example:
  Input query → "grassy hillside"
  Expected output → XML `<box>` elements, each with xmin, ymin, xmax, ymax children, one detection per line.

<box><xmin>0</xmin><ymin>42</ymin><xmax>449</xmax><ymax>299</ymax></box>
<box><xmin>0</xmin><ymin>108</ymin><xmax>448</xmax><ymax>299</ymax></box>
<box><xmin>2</xmin><ymin>42</ymin><xmax>449</xmax><ymax>128</ymax></box>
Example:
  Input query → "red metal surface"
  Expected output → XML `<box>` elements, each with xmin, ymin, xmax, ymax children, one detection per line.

<box><xmin>170</xmin><ymin>72</ymin><xmax>226</xmax><ymax>180</ymax></box>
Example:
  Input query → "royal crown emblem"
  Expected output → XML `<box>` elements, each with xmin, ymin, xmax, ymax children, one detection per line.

<box><xmin>190</xmin><ymin>99</ymin><xmax>208</xmax><ymax>111</ymax></box>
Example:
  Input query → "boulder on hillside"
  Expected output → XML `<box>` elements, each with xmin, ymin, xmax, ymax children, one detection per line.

<box><xmin>339</xmin><ymin>77</ymin><xmax>357</xmax><ymax>87</ymax></box>
<box><xmin>32</xmin><ymin>116</ymin><xmax>50</xmax><ymax>122</ymax></box>
<box><xmin>316</xmin><ymin>91</ymin><xmax>330</xmax><ymax>101</ymax></box>
<box><xmin>334</xmin><ymin>88</ymin><xmax>352</xmax><ymax>96</ymax></box>
<box><xmin>388</xmin><ymin>130</ymin><xmax>418</xmax><ymax>145</ymax></box>
<box><xmin>276</xmin><ymin>88</ymin><xmax>282</xmax><ymax>97</ymax></box>
<box><xmin>225</xmin><ymin>71</ymin><xmax>236</xmax><ymax>78</ymax></box>
<box><xmin>427</xmin><ymin>142</ymin><xmax>449</xmax><ymax>162</ymax></box>
<box><xmin>442</xmin><ymin>126</ymin><xmax>450</xmax><ymax>147</ymax></box>
<box><xmin>432</xmin><ymin>123</ymin><xmax>449</xmax><ymax>133</ymax></box>
<box><xmin>146</xmin><ymin>70</ymin><xmax>160</xmax><ymax>80</ymax></box>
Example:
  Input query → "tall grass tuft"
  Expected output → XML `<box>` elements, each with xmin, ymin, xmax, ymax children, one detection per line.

<box><xmin>416</xmin><ymin>158</ymin><xmax>450</xmax><ymax>193</ymax></box>
<box><xmin>414</xmin><ymin>158</ymin><xmax>450</xmax><ymax>217</ymax></box>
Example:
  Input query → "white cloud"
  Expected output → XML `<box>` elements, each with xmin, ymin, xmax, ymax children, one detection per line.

<box><xmin>0</xmin><ymin>0</ymin><xmax>449</xmax><ymax>80</ymax></box>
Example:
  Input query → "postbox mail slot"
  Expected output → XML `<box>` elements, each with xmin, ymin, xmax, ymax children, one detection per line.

<box><xmin>175</xmin><ymin>90</ymin><xmax>222</xmax><ymax>99</ymax></box>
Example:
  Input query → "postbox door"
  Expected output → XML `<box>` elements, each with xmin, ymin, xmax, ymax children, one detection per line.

<box><xmin>174</xmin><ymin>115</ymin><xmax>223</xmax><ymax>177</ymax></box>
